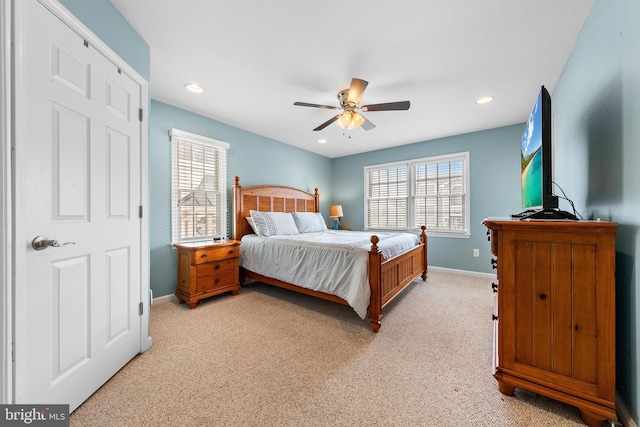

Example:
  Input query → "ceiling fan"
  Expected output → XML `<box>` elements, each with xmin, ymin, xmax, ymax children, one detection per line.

<box><xmin>293</xmin><ymin>78</ymin><xmax>410</xmax><ymax>131</ymax></box>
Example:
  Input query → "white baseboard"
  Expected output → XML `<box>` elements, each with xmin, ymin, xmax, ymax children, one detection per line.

<box><xmin>617</xmin><ymin>393</ymin><xmax>637</xmax><ymax>427</ymax></box>
<box><xmin>152</xmin><ymin>293</ymin><xmax>178</xmax><ymax>305</ymax></box>
<box><xmin>428</xmin><ymin>265</ymin><xmax>496</xmax><ymax>280</ymax></box>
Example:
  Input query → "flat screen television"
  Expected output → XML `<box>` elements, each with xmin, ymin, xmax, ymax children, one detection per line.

<box><xmin>513</xmin><ymin>86</ymin><xmax>576</xmax><ymax>220</ymax></box>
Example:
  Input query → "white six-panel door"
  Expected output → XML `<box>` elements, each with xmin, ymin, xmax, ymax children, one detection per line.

<box><xmin>13</xmin><ymin>0</ymin><xmax>147</xmax><ymax>411</ymax></box>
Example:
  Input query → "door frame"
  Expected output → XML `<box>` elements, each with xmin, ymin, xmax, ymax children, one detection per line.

<box><xmin>1</xmin><ymin>0</ymin><xmax>151</xmax><ymax>404</ymax></box>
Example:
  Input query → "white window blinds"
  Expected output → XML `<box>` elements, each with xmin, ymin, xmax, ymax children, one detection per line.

<box><xmin>366</xmin><ymin>165</ymin><xmax>409</xmax><ymax>229</ymax></box>
<box><xmin>413</xmin><ymin>158</ymin><xmax>465</xmax><ymax>232</ymax></box>
<box><xmin>365</xmin><ymin>152</ymin><xmax>469</xmax><ymax>236</ymax></box>
<box><xmin>170</xmin><ymin>129</ymin><xmax>229</xmax><ymax>243</ymax></box>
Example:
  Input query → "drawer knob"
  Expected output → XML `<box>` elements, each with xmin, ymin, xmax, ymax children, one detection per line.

<box><xmin>214</xmin><ymin>264</ymin><xmax>220</xmax><ymax>270</ymax></box>
<box><xmin>215</xmin><ymin>278</ymin><xmax>221</xmax><ymax>284</ymax></box>
<box><xmin>228</xmin><ymin>250</ymin><xmax>234</xmax><ymax>254</ymax></box>
<box><xmin>491</xmin><ymin>258</ymin><xmax>497</xmax><ymax>269</ymax></box>
<box><xmin>201</xmin><ymin>253</ymin><xmax>207</xmax><ymax>259</ymax></box>
<box><xmin>492</xmin><ymin>314</ymin><xmax>498</xmax><ymax>321</ymax></box>
<box><xmin>491</xmin><ymin>282</ymin><xmax>498</xmax><ymax>293</ymax></box>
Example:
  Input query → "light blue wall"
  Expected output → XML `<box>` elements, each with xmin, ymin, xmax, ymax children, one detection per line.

<box><xmin>333</xmin><ymin>125</ymin><xmax>523</xmax><ymax>274</ymax></box>
<box><xmin>58</xmin><ymin>0</ymin><xmax>149</xmax><ymax>80</ymax></box>
<box><xmin>552</xmin><ymin>0</ymin><xmax>640</xmax><ymax>422</ymax></box>
<box><xmin>149</xmin><ymin>100</ymin><xmax>333</xmax><ymax>297</ymax></box>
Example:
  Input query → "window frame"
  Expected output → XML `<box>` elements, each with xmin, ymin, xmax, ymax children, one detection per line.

<box><xmin>364</xmin><ymin>152</ymin><xmax>470</xmax><ymax>238</ymax></box>
<box><xmin>170</xmin><ymin>128</ymin><xmax>229</xmax><ymax>244</ymax></box>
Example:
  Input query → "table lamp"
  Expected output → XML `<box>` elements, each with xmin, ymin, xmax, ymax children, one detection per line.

<box><xmin>329</xmin><ymin>205</ymin><xmax>343</xmax><ymax>230</ymax></box>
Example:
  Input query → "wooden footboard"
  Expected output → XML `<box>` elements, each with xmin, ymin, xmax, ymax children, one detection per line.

<box><xmin>368</xmin><ymin>226</ymin><xmax>428</xmax><ymax>332</ymax></box>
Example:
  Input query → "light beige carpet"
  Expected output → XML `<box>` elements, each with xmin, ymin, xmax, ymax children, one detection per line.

<box><xmin>70</xmin><ymin>270</ymin><xmax>587</xmax><ymax>426</ymax></box>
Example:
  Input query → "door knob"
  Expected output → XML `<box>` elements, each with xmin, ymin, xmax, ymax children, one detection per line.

<box><xmin>32</xmin><ymin>236</ymin><xmax>76</xmax><ymax>251</ymax></box>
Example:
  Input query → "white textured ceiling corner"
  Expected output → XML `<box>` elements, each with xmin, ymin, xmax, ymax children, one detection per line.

<box><xmin>110</xmin><ymin>0</ymin><xmax>594</xmax><ymax>158</ymax></box>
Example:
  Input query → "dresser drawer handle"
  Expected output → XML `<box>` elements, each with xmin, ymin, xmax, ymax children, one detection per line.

<box><xmin>215</xmin><ymin>278</ymin><xmax>221</xmax><ymax>284</ymax></box>
<box><xmin>492</xmin><ymin>314</ymin><xmax>498</xmax><ymax>321</ymax></box>
<box><xmin>201</xmin><ymin>253</ymin><xmax>207</xmax><ymax>259</ymax></box>
<box><xmin>214</xmin><ymin>264</ymin><xmax>220</xmax><ymax>270</ymax></box>
<box><xmin>228</xmin><ymin>250</ymin><xmax>234</xmax><ymax>254</ymax></box>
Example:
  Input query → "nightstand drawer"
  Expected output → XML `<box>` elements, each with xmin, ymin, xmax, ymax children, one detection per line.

<box><xmin>197</xmin><ymin>270</ymin><xmax>237</xmax><ymax>294</ymax></box>
<box><xmin>192</xmin><ymin>246</ymin><xmax>239</xmax><ymax>264</ymax></box>
<box><xmin>196</xmin><ymin>259</ymin><xmax>236</xmax><ymax>276</ymax></box>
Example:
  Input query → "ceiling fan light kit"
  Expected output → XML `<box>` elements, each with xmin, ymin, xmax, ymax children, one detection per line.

<box><xmin>294</xmin><ymin>78</ymin><xmax>410</xmax><ymax>132</ymax></box>
<box><xmin>336</xmin><ymin>111</ymin><xmax>365</xmax><ymax>130</ymax></box>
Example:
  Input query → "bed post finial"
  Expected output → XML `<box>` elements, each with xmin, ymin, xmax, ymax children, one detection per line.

<box><xmin>370</xmin><ymin>235</ymin><xmax>379</xmax><ymax>252</ymax></box>
<box><xmin>234</xmin><ymin>176</ymin><xmax>240</xmax><ymax>186</ymax></box>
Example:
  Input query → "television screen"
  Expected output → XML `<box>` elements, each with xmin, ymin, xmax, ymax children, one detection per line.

<box><xmin>514</xmin><ymin>86</ymin><xmax>576</xmax><ymax>220</ymax></box>
<box><xmin>520</xmin><ymin>92</ymin><xmax>543</xmax><ymax>210</ymax></box>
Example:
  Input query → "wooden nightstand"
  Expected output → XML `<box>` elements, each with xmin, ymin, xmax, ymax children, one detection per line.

<box><xmin>173</xmin><ymin>240</ymin><xmax>241</xmax><ymax>308</ymax></box>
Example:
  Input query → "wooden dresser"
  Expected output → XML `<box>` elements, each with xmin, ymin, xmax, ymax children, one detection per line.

<box><xmin>174</xmin><ymin>240</ymin><xmax>241</xmax><ymax>308</ymax></box>
<box><xmin>482</xmin><ymin>219</ymin><xmax>617</xmax><ymax>427</ymax></box>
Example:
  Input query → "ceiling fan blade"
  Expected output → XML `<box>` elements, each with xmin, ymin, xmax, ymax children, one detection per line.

<box><xmin>346</xmin><ymin>78</ymin><xmax>368</xmax><ymax>105</ymax></box>
<box><xmin>361</xmin><ymin>100</ymin><xmax>410</xmax><ymax>111</ymax></box>
<box><xmin>313</xmin><ymin>114</ymin><xmax>341</xmax><ymax>131</ymax></box>
<box><xmin>294</xmin><ymin>102</ymin><xmax>339</xmax><ymax>110</ymax></box>
<box><xmin>361</xmin><ymin>116</ymin><xmax>376</xmax><ymax>131</ymax></box>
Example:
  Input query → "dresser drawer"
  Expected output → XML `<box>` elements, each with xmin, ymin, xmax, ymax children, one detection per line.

<box><xmin>196</xmin><ymin>259</ymin><xmax>236</xmax><ymax>276</ymax></box>
<box><xmin>197</xmin><ymin>270</ymin><xmax>237</xmax><ymax>294</ymax></box>
<box><xmin>192</xmin><ymin>246</ymin><xmax>239</xmax><ymax>264</ymax></box>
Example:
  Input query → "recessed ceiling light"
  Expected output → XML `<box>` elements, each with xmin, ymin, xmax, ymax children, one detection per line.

<box><xmin>476</xmin><ymin>96</ymin><xmax>494</xmax><ymax>105</ymax></box>
<box><xmin>318</xmin><ymin>139</ymin><xmax>327</xmax><ymax>144</ymax></box>
<box><xmin>185</xmin><ymin>83</ymin><xmax>204</xmax><ymax>94</ymax></box>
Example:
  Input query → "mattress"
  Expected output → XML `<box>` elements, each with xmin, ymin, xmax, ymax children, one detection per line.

<box><xmin>239</xmin><ymin>230</ymin><xmax>419</xmax><ymax>319</ymax></box>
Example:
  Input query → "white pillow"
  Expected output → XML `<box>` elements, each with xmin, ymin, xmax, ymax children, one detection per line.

<box><xmin>245</xmin><ymin>217</ymin><xmax>258</xmax><ymax>234</ymax></box>
<box><xmin>249</xmin><ymin>211</ymin><xmax>299</xmax><ymax>237</ymax></box>
<box><xmin>291</xmin><ymin>212</ymin><xmax>328</xmax><ymax>233</ymax></box>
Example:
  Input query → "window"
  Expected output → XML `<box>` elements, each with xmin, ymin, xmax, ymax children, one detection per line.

<box><xmin>365</xmin><ymin>152</ymin><xmax>470</xmax><ymax>237</ymax></box>
<box><xmin>170</xmin><ymin>129</ymin><xmax>229</xmax><ymax>243</ymax></box>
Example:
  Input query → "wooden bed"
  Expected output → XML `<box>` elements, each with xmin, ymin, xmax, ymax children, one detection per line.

<box><xmin>231</xmin><ymin>176</ymin><xmax>428</xmax><ymax>332</ymax></box>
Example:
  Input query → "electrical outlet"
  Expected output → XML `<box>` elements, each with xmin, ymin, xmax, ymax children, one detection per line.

<box><xmin>473</xmin><ymin>248</ymin><xmax>480</xmax><ymax>257</ymax></box>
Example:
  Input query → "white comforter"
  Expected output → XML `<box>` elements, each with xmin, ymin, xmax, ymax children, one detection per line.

<box><xmin>239</xmin><ymin>230</ymin><xmax>419</xmax><ymax>319</ymax></box>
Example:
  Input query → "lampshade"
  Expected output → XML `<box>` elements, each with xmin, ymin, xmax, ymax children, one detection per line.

<box><xmin>329</xmin><ymin>205</ymin><xmax>344</xmax><ymax>218</ymax></box>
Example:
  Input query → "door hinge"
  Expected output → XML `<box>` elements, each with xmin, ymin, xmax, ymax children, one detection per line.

<box><xmin>139</xmin><ymin>108</ymin><xmax>144</xmax><ymax>122</ymax></box>
<box><xmin>139</xmin><ymin>205</ymin><xmax>143</xmax><ymax>218</ymax></box>
<box><xmin>139</xmin><ymin>302</ymin><xmax>144</xmax><ymax>316</ymax></box>
<box><xmin>83</xmin><ymin>39</ymin><xmax>89</xmax><ymax>48</ymax></box>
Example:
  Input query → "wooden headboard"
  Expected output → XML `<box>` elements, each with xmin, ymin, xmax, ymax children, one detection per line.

<box><xmin>231</xmin><ymin>176</ymin><xmax>320</xmax><ymax>240</ymax></box>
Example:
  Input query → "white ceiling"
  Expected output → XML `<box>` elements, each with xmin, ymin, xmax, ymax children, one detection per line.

<box><xmin>110</xmin><ymin>0</ymin><xmax>594</xmax><ymax>159</ymax></box>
